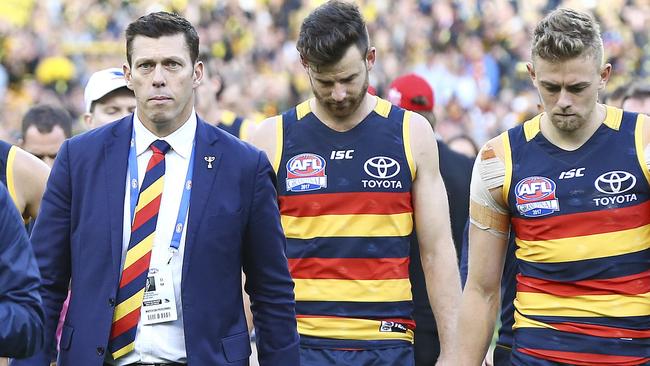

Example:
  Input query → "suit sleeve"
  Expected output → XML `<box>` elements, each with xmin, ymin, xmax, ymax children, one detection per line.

<box><xmin>14</xmin><ymin>141</ymin><xmax>73</xmax><ymax>365</ymax></box>
<box><xmin>0</xmin><ymin>184</ymin><xmax>44</xmax><ymax>358</ymax></box>
<box><xmin>242</xmin><ymin>151</ymin><xmax>300</xmax><ymax>366</ymax></box>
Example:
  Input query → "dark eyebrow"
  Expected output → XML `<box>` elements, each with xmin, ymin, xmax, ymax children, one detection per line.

<box><xmin>568</xmin><ymin>82</ymin><xmax>591</xmax><ymax>89</ymax></box>
<box><xmin>164</xmin><ymin>56</ymin><xmax>185</xmax><ymax>64</ymax></box>
<box><xmin>135</xmin><ymin>56</ymin><xmax>185</xmax><ymax>65</ymax></box>
<box><xmin>340</xmin><ymin>73</ymin><xmax>358</xmax><ymax>82</ymax></box>
<box><xmin>539</xmin><ymin>81</ymin><xmax>559</xmax><ymax>88</ymax></box>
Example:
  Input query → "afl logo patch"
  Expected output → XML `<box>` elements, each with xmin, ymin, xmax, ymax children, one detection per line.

<box><xmin>515</xmin><ymin>176</ymin><xmax>560</xmax><ymax>217</ymax></box>
<box><xmin>286</xmin><ymin>153</ymin><xmax>327</xmax><ymax>192</ymax></box>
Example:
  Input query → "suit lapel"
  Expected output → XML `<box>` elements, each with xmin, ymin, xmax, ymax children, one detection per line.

<box><xmin>104</xmin><ymin>116</ymin><xmax>132</xmax><ymax>280</ymax></box>
<box><xmin>182</xmin><ymin>118</ymin><xmax>222</xmax><ymax>281</ymax></box>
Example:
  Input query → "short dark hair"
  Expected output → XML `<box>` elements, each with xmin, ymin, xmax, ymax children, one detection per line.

<box><xmin>22</xmin><ymin>104</ymin><xmax>73</xmax><ymax>139</ymax></box>
<box><xmin>603</xmin><ymin>82</ymin><xmax>630</xmax><ymax>105</ymax></box>
<box><xmin>622</xmin><ymin>82</ymin><xmax>650</xmax><ymax>105</ymax></box>
<box><xmin>297</xmin><ymin>0</ymin><xmax>369</xmax><ymax>68</ymax></box>
<box><xmin>125</xmin><ymin>11</ymin><xmax>199</xmax><ymax>66</ymax></box>
<box><xmin>90</xmin><ymin>87</ymin><xmax>134</xmax><ymax>113</ymax></box>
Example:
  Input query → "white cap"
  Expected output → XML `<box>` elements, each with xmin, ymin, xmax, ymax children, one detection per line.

<box><xmin>84</xmin><ymin>68</ymin><xmax>128</xmax><ymax>112</ymax></box>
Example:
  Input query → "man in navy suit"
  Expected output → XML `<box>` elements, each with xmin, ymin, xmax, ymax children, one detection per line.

<box><xmin>15</xmin><ymin>12</ymin><xmax>299</xmax><ymax>366</ymax></box>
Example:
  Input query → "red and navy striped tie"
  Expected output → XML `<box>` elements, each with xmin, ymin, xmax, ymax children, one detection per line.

<box><xmin>108</xmin><ymin>139</ymin><xmax>171</xmax><ymax>359</ymax></box>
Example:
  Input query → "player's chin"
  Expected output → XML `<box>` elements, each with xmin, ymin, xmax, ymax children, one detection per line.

<box><xmin>552</xmin><ymin>116</ymin><xmax>583</xmax><ymax>132</ymax></box>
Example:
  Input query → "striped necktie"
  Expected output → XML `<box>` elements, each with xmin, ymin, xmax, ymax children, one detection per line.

<box><xmin>108</xmin><ymin>139</ymin><xmax>171</xmax><ymax>359</ymax></box>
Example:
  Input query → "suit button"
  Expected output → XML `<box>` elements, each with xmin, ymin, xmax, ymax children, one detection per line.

<box><xmin>108</xmin><ymin>298</ymin><xmax>115</xmax><ymax>307</ymax></box>
<box><xmin>96</xmin><ymin>346</ymin><xmax>105</xmax><ymax>356</ymax></box>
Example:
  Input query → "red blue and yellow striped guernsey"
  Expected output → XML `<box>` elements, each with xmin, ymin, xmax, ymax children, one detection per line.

<box><xmin>503</xmin><ymin>106</ymin><xmax>650</xmax><ymax>365</ymax></box>
<box><xmin>274</xmin><ymin>97</ymin><xmax>417</xmax><ymax>349</ymax></box>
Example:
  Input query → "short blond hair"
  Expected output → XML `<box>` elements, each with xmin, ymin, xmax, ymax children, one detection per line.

<box><xmin>532</xmin><ymin>8</ymin><xmax>603</xmax><ymax>64</ymax></box>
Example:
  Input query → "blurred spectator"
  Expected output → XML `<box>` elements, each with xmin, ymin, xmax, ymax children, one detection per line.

<box><xmin>447</xmin><ymin>134</ymin><xmax>480</xmax><ymax>158</ymax></box>
<box><xmin>0</xmin><ymin>0</ymin><xmax>649</xmax><ymax>148</ymax></box>
<box><xmin>20</xmin><ymin>105</ymin><xmax>72</xmax><ymax>167</ymax></box>
<box><xmin>622</xmin><ymin>82</ymin><xmax>650</xmax><ymax>113</ymax></box>
<box><xmin>387</xmin><ymin>73</ymin><xmax>436</xmax><ymax>126</ymax></box>
<box><xmin>83</xmin><ymin>68</ymin><xmax>135</xmax><ymax>129</ymax></box>
<box><xmin>602</xmin><ymin>82</ymin><xmax>630</xmax><ymax>108</ymax></box>
<box><xmin>195</xmin><ymin>62</ymin><xmax>256</xmax><ymax>140</ymax></box>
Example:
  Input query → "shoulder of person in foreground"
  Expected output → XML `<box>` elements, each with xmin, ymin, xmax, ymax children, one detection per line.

<box><xmin>247</xmin><ymin>115</ymin><xmax>281</xmax><ymax>169</ymax></box>
<box><xmin>9</xmin><ymin>146</ymin><xmax>50</xmax><ymax>220</ymax></box>
<box><xmin>0</xmin><ymin>183</ymin><xmax>44</xmax><ymax>358</ymax></box>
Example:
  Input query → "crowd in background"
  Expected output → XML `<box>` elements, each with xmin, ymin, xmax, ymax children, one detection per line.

<box><xmin>1</xmin><ymin>0</ymin><xmax>649</xmax><ymax>147</ymax></box>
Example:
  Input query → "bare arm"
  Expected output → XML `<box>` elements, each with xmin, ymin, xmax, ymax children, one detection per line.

<box><xmin>248</xmin><ymin>117</ymin><xmax>279</xmax><ymax>167</ymax></box>
<box><xmin>12</xmin><ymin>147</ymin><xmax>50</xmax><ymax>220</ymax></box>
<box><xmin>239</xmin><ymin>118</ymin><xmax>258</xmax><ymax>143</ymax></box>
<box><xmin>409</xmin><ymin>112</ymin><xmax>461</xmax><ymax>364</ymax></box>
<box><xmin>458</xmin><ymin>137</ymin><xmax>511</xmax><ymax>365</ymax></box>
<box><xmin>457</xmin><ymin>223</ymin><xmax>508</xmax><ymax>365</ymax></box>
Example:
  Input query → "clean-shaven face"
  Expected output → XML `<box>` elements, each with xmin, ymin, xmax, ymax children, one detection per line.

<box><xmin>124</xmin><ymin>33</ymin><xmax>202</xmax><ymax>133</ymax></box>
<box><xmin>90</xmin><ymin>93</ymin><xmax>136</xmax><ymax>128</ymax></box>
<box><xmin>22</xmin><ymin>125</ymin><xmax>66</xmax><ymax>167</ymax></box>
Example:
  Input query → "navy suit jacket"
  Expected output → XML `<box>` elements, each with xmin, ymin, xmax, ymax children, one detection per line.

<box><xmin>15</xmin><ymin>116</ymin><xmax>299</xmax><ymax>366</ymax></box>
<box><xmin>0</xmin><ymin>183</ymin><xmax>44</xmax><ymax>358</ymax></box>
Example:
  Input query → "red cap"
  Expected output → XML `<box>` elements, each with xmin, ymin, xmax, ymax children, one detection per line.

<box><xmin>387</xmin><ymin>73</ymin><xmax>435</xmax><ymax>112</ymax></box>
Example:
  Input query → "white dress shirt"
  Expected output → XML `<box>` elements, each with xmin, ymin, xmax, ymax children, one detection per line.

<box><xmin>108</xmin><ymin>111</ymin><xmax>196</xmax><ymax>365</ymax></box>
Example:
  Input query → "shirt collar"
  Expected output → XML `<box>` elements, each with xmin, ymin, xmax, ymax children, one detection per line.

<box><xmin>133</xmin><ymin>110</ymin><xmax>197</xmax><ymax>159</ymax></box>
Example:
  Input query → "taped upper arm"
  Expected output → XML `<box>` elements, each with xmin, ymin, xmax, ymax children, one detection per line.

<box><xmin>469</xmin><ymin>135</ymin><xmax>510</xmax><ymax>235</ymax></box>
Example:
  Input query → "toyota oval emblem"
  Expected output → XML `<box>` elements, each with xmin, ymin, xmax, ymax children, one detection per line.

<box><xmin>594</xmin><ymin>171</ymin><xmax>636</xmax><ymax>195</ymax></box>
<box><xmin>364</xmin><ymin>156</ymin><xmax>401</xmax><ymax>179</ymax></box>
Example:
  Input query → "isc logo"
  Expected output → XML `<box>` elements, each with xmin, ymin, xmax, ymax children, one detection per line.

<box><xmin>559</xmin><ymin>168</ymin><xmax>585</xmax><ymax>179</ymax></box>
<box><xmin>515</xmin><ymin>176</ymin><xmax>555</xmax><ymax>202</ymax></box>
<box><xmin>330</xmin><ymin>150</ymin><xmax>354</xmax><ymax>160</ymax></box>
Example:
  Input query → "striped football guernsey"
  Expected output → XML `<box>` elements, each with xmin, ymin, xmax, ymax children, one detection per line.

<box><xmin>273</xmin><ymin>97</ymin><xmax>416</xmax><ymax>349</ymax></box>
<box><xmin>503</xmin><ymin>106</ymin><xmax>650</xmax><ymax>365</ymax></box>
<box><xmin>0</xmin><ymin>140</ymin><xmax>20</xmax><ymax>209</ymax></box>
<box><xmin>217</xmin><ymin>110</ymin><xmax>252</xmax><ymax>141</ymax></box>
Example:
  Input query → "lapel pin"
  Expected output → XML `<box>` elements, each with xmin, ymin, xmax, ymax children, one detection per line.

<box><xmin>204</xmin><ymin>156</ymin><xmax>215</xmax><ymax>169</ymax></box>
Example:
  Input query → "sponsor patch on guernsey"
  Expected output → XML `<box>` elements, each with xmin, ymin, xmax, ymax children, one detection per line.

<box><xmin>379</xmin><ymin>321</ymin><xmax>408</xmax><ymax>333</ymax></box>
<box><xmin>514</xmin><ymin>176</ymin><xmax>559</xmax><ymax>218</ymax></box>
<box><xmin>286</xmin><ymin>153</ymin><xmax>327</xmax><ymax>192</ymax></box>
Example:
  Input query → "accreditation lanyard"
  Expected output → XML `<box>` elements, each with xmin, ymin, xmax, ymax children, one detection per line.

<box><xmin>128</xmin><ymin>128</ymin><xmax>195</xmax><ymax>253</ymax></box>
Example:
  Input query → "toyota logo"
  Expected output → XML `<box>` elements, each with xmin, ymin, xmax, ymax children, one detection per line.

<box><xmin>364</xmin><ymin>156</ymin><xmax>400</xmax><ymax>179</ymax></box>
<box><xmin>594</xmin><ymin>171</ymin><xmax>636</xmax><ymax>195</ymax></box>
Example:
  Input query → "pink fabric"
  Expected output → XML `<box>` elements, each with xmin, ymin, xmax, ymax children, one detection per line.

<box><xmin>55</xmin><ymin>290</ymin><xmax>71</xmax><ymax>351</ymax></box>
